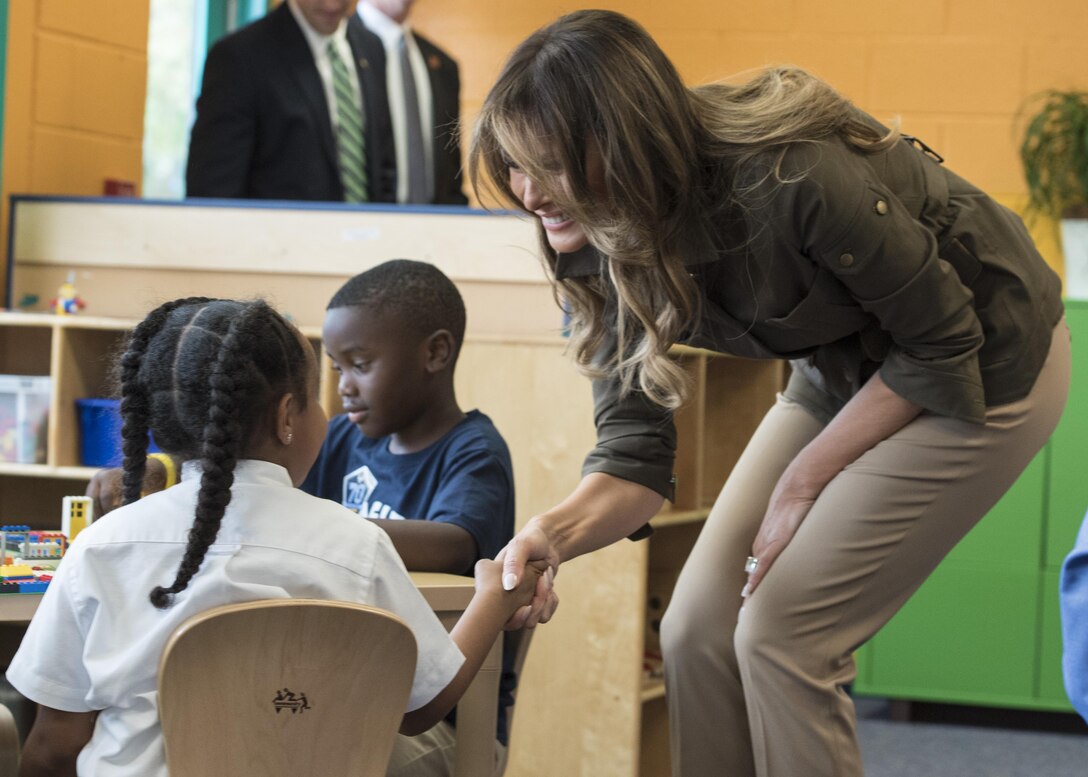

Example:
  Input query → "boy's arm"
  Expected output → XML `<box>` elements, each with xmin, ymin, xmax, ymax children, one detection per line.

<box><xmin>19</xmin><ymin>707</ymin><xmax>97</xmax><ymax>776</ymax></box>
<box><xmin>368</xmin><ymin>519</ymin><xmax>477</xmax><ymax>574</ymax></box>
<box><xmin>400</xmin><ymin>559</ymin><xmax>543</xmax><ymax>736</ymax></box>
<box><xmin>85</xmin><ymin>455</ymin><xmax>175</xmax><ymax>517</ymax></box>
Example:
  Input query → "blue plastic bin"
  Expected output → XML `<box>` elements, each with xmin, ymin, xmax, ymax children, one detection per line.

<box><xmin>75</xmin><ymin>398</ymin><xmax>160</xmax><ymax>467</ymax></box>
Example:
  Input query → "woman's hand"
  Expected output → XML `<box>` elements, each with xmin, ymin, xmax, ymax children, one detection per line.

<box><xmin>744</xmin><ymin>467</ymin><xmax>820</xmax><ymax>597</ymax></box>
<box><xmin>495</xmin><ymin>473</ymin><xmax>665</xmax><ymax>628</ymax></box>
<box><xmin>498</xmin><ymin>520</ymin><xmax>561</xmax><ymax>629</ymax></box>
<box><xmin>744</xmin><ymin>372</ymin><xmax>924</xmax><ymax>597</ymax></box>
<box><xmin>474</xmin><ymin>557</ymin><xmax>550</xmax><ymax>622</ymax></box>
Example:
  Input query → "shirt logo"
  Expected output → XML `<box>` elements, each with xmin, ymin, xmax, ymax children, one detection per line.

<box><xmin>342</xmin><ymin>465</ymin><xmax>406</xmax><ymax>520</ymax></box>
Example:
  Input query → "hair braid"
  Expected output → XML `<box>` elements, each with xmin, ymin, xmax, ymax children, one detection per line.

<box><xmin>120</xmin><ymin>297</ymin><xmax>216</xmax><ymax>505</ymax></box>
<box><xmin>148</xmin><ymin>302</ymin><xmax>272</xmax><ymax>609</ymax></box>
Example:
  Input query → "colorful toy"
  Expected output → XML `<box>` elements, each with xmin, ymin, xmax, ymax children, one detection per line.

<box><xmin>51</xmin><ymin>272</ymin><xmax>85</xmax><ymax>315</ymax></box>
<box><xmin>0</xmin><ymin>562</ymin><xmax>51</xmax><ymax>594</ymax></box>
<box><xmin>62</xmin><ymin>496</ymin><xmax>94</xmax><ymax>542</ymax></box>
<box><xmin>0</xmin><ymin>526</ymin><xmax>67</xmax><ymax>564</ymax></box>
<box><xmin>0</xmin><ymin>523</ymin><xmax>69</xmax><ymax>594</ymax></box>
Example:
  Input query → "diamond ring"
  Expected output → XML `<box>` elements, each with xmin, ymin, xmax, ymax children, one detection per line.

<box><xmin>745</xmin><ymin>556</ymin><xmax>759</xmax><ymax>574</ymax></box>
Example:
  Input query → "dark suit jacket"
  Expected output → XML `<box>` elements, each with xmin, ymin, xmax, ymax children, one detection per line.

<box><xmin>353</xmin><ymin>15</ymin><xmax>468</xmax><ymax>205</ymax></box>
<box><xmin>186</xmin><ymin>3</ymin><xmax>395</xmax><ymax>202</ymax></box>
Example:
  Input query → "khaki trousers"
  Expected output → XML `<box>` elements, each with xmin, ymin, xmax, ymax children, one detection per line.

<box><xmin>660</xmin><ymin>320</ymin><xmax>1071</xmax><ymax>777</ymax></box>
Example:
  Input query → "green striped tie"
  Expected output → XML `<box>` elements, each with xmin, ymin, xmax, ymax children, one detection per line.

<box><xmin>327</xmin><ymin>41</ymin><xmax>368</xmax><ymax>202</ymax></box>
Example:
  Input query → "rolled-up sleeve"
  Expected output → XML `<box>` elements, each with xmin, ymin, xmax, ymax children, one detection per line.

<box><xmin>582</xmin><ymin>370</ymin><xmax>677</xmax><ymax>502</ymax></box>
<box><xmin>779</xmin><ymin>144</ymin><xmax>986</xmax><ymax>422</ymax></box>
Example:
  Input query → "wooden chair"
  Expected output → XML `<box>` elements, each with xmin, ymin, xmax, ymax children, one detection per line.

<box><xmin>158</xmin><ymin>599</ymin><xmax>417</xmax><ymax>777</ymax></box>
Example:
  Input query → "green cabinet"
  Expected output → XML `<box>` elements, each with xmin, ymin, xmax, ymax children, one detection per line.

<box><xmin>854</xmin><ymin>301</ymin><xmax>1088</xmax><ymax>712</ymax></box>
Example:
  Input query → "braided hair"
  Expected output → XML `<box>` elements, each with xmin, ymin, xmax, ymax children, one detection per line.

<box><xmin>117</xmin><ymin>298</ymin><xmax>312</xmax><ymax>608</ymax></box>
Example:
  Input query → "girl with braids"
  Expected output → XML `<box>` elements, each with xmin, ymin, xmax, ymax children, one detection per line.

<box><xmin>8</xmin><ymin>297</ymin><xmax>540</xmax><ymax>777</ymax></box>
<box><xmin>476</xmin><ymin>10</ymin><xmax>1070</xmax><ymax>777</ymax></box>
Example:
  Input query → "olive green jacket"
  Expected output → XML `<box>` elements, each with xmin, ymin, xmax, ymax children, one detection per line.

<box><xmin>556</xmin><ymin>132</ymin><xmax>1064</xmax><ymax>501</ymax></box>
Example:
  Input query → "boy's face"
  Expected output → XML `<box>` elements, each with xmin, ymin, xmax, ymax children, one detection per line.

<box><xmin>322</xmin><ymin>305</ymin><xmax>431</xmax><ymax>440</ymax></box>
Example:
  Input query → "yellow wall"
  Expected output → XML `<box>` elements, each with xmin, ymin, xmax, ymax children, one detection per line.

<box><xmin>412</xmin><ymin>0</ymin><xmax>1088</xmax><ymax>273</ymax></box>
<box><xmin>1</xmin><ymin>0</ymin><xmax>149</xmax><ymax>295</ymax></box>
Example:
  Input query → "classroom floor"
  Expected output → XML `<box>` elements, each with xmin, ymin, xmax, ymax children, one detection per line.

<box><xmin>857</xmin><ymin>697</ymin><xmax>1088</xmax><ymax>777</ymax></box>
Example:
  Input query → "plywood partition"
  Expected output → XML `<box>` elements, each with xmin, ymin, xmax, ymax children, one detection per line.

<box><xmin>8</xmin><ymin>197</ymin><xmax>556</xmax><ymax>334</ymax></box>
<box><xmin>457</xmin><ymin>337</ymin><xmax>652</xmax><ymax>776</ymax></box>
<box><xmin>700</xmin><ymin>356</ymin><xmax>786</xmax><ymax>506</ymax></box>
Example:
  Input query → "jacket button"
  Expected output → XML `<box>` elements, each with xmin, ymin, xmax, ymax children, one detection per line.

<box><xmin>874</xmin><ymin>199</ymin><xmax>889</xmax><ymax>215</ymax></box>
<box><xmin>839</xmin><ymin>252</ymin><xmax>855</xmax><ymax>267</ymax></box>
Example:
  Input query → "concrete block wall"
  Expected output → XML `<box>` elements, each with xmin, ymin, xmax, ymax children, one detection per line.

<box><xmin>1</xmin><ymin>0</ymin><xmax>149</xmax><ymax>293</ymax></box>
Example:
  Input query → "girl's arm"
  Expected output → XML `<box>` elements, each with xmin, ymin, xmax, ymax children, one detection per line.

<box><xmin>19</xmin><ymin>707</ymin><xmax>97</xmax><ymax>777</ymax></box>
<box><xmin>400</xmin><ymin>559</ymin><xmax>545</xmax><ymax>736</ymax></box>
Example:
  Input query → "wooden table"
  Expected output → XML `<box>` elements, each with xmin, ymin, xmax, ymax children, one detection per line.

<box><xmin>0</xmin><ymin>573</ymin><xmax>497</xmax><ymax>777</ymax></box>
<box><xmin>409</xmin><ymin>573</ymin><xmax>500</xmax><ymax>777</ymax></box>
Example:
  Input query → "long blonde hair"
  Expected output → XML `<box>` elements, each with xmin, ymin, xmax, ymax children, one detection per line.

<box><xmin>470</xmin><ymin>10</ymin><xmax>897</xmax><ymax>409</ymax></box>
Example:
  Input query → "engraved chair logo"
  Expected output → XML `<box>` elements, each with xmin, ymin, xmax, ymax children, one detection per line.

<box><xmin>272</xmin><ymin>688</ymin><xmax>312</xmax><ymax>714</ymax></box>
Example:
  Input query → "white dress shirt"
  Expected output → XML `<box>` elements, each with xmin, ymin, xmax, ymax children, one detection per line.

<box><xmin>6</xmin><ymin>459</ymin><xmax>463</xmax><ymax>777</ymax></box>
<box><xmin>359</xmin><ymin>1</ymin><xmax>435</xmax><ymax>204</ymax></box>
<box><xmin>287</xmin><ymin>0</ymin><xmax>365</xmax><ymax>133</ymax></box>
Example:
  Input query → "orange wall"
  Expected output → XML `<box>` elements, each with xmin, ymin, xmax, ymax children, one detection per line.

<box><xmin>3</xmin><ymin>1</ymin><xmax>1086</xmax><ymax>292</ymax></box>
<box><xmin>1</xmin><ymin>0</ymin><xmax>149</xmax><ymax>295</ymax></box>
<box><xmin>412</xmin><ymin>0</ymin><xmax>1088</xmax><ymax>273</ymax></box>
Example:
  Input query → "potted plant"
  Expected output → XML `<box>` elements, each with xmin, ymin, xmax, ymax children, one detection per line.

<box><xmin>1020</xmin><ymin>90</ymin><xmax>1088</xmax><ymax>299</ymax></box>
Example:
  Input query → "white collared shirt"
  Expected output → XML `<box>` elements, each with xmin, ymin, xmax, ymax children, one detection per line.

<box><xmin>359</xmin><ymin>1</ymin><xmax>435</xmax><ymax>204</ymax></box>
<box><xmin>6</xmin><ymin>459</ymin><xmax>463</xmax><ymax>777</ymax></box>
<box><xmin>287</xmin><ymin>0</ymin><xmax>364</xmax><ymax>133</ymax></box>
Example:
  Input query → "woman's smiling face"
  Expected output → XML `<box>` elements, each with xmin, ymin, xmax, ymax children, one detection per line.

<box><xmin>506</xmin><ymin>142</ymin><xmax>606</xmax><ymax>254</ymax></box>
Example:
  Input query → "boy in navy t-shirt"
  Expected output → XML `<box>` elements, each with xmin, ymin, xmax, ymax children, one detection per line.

<box><xmin>312</xmin><ymin>260</ymin><xmax>518</xmax><ymax>769</ymax></box>
<box><xmin>305</xmin><ymin>259</ymin><xmax>514</xmax><ymax>575</ymax></box>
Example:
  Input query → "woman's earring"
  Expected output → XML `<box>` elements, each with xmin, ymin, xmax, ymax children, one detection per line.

<box><xmin>285</xmin><ymin>432</ymin><xmax>294</xmax><ymax>445</ymax></box>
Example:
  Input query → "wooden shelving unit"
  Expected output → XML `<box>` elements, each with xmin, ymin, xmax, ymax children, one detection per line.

<box><xmin>0</xmin><ymin>312</ymin><xmax>332</xmax><ymax>526</ymax></box>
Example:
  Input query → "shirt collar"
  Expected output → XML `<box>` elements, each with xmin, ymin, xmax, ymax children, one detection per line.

<box><xmin>358</xmin><ymin>1</ymin><xmax>409</xmax><ymax>46</ymax></box>
<box><xmin>287</xmin><ymin>0</ymin><xmax>349</xmax><ymax>58</ymax></box>
<box><xmin>554</xmin><ymin>244</ymin><xmax>606</xmax><ymax>280</ymax></box>
<box><xmin>553</xmin><ymin>243</ymin><xmax>713</xmax><ymax>279</ymax></box>
<box><xmin>180</xmin><ymin>459</ymin><xmax>294</xmax><ymax>488</ymax></box>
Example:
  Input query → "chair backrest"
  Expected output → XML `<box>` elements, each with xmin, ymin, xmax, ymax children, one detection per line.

<box><xmin>158</xmin><ymin>599</ymin><xmax>417</xmax><ymax>777</ymax></box>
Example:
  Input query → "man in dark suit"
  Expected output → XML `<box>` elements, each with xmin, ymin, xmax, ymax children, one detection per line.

<box><xmin>357</xmin><ymin>0</ymin><xmax>468</xmax><ymax>205</ymax></box>
<box><xmin>186</xmin><ymin>0</ymin><xmax>395</xmax><ymax>202</ymax></box>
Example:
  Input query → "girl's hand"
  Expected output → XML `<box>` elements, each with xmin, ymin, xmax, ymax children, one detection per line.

<box><xmin>744</xmin><ymin>467</ymin><xmax>820</xmax><ymax>597</ymax></box>
<box><xmin>474</xmin><ymin>557</ymin><xmax>550</xmax><ymax>623</ymax></box>
<box><xmin>499</xmin><ymin>521</ymin><xmax>561</xmax><ymax>628</ymax></box>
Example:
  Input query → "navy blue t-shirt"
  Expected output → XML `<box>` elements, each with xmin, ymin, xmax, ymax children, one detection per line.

<box><xmin>300</xmin><ymin>409</ymin><xmax>517</xmax><ymax>743</ymax></box>
<box><xmin>301</xmin><ymin>410</ymin><xmax>514</xmax><ymax>568</ymax></box>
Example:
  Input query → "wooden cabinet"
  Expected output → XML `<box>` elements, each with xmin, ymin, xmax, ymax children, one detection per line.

<box><xmin>853</xmin><ymin>301</ymin><xmax>1088</xmax><ymax>713</ymax></box>
<box><xmin>495</xmin><ymin>348</ymin><xmax>785</xmax><ymax>777</ymax></box>
<box><xmin>0</xmin><ymin>312</ymin><xmax>333</xmax><ymax>527</ymax></box>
